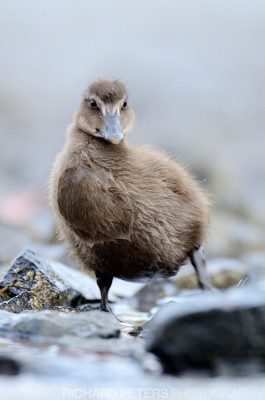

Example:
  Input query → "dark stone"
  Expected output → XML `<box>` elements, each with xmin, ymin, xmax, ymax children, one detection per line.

<box><xmin>0</xmin><ymin>249</ymin><xmax>113</xmax><ymax>313</ymax></box>
<box><xmin>128</xmin><ymin>325</ymin><xmax>143</xmax><ymax>337</ymax></box>
<box><xmin>76</xmin><ymin>304</ymin><xmax>93</xmax><ymax>312</ymax></box>
<box><xmin>141</xmin><ymin>301</ymin><xmax>177</xmax><ymax>338</ymax></box>
<box><xmin>146</xmin><ymin>287</ymin><xmax>265</xmax><ymax>373</ymax></box>
<box><xmin>0</xmin><ymin>355</ymin><xmax>21</xmax><ymax>376</ymax></box>
<box><xmin>0</xmin><ymin>249</ymin><xmax>70</xmax><ymax>310</ymax></box>
<box><xmin>0</xmin><ymin>291</ymin><xmax>34</xmax><ymax>312</ymax></box>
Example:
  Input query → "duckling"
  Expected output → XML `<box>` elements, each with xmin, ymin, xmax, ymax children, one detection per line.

<box><xmin>50</xmin><ymin>79</ymin><xmax>211</xmax><ymax>312</ymax></box>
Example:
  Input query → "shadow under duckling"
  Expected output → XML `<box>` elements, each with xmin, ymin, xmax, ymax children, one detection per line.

<box><xmin>50</xmin><ymin>79</ymin><xmax>212</xmax><ymax>312</ymax></box>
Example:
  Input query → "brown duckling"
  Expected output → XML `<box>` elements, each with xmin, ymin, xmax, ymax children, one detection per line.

<box><xmin>50</xmin><ymin>79</ymin><xmax>211</xmax><ymax>311</ymax></box>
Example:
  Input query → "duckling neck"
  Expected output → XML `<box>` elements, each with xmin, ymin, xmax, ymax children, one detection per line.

<box><xmin>74</xmin><ymin>127</ymin><xmax>129</xmax><ymax>168</ymax></box>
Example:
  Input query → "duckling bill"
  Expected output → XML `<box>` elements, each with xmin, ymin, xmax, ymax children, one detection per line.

<box><xmin>50</xmin><ymin>79</ymin><xmax>211</xmax><ymax>312</ymax></box>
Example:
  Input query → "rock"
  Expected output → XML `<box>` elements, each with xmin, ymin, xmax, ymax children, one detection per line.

<box><xmin>51</xmin><ymin>306</ymin><xmax>78</xmax><ymax>313</ymax></box>
<box><xmin>50</xmin><ymin>262</ymin><xmax>133</xmax><ymax>303</ymax></box>
<box><xmin>176</xmin><ymin>258</ymin><xmax>249</xmax><ymax>290</ymax></box>
<box><xmin>142</xmin><ymin>301</ymin><xmax>177</xmax><ymax>338</ymax></box>
<box><xmin>0</xmin><ymin>292</ymin><xmax>34</xmax><ymax>313</ymax></box>
<box><xmin>0</xmin><ymin>248</ymin><xmax>140</xmax><ymax>315</ymax></box>
<box><xmin>0</xmin><ymin>355</ymin><xmax>21</xmax><ymax>376</ymax></box>
<box><xmin>0</xmin><ymin>249</ymin><xmax>70</xmax><ymax>310</ymax></box>
<box><xmin>132</xmin><ymin>280</ymin><xmax>176</xmax><ymax>312</ymax></box>
<box><xmin>133</xmin><ymin>257</ymin><xmax>249</xmax><ymax>314</ymax></box>
<box><xmin>146</xmin><ymin>287</ymin><xmax>265</xmax><ymax>373</ymax></box>
<box><xmin>110</xmin><ymin>278</ymin><xmax>144</xmax><ymax>299</ymax></box>
<box><xmin>211</xmin><ymin>269</ymin><xmax>247</xmax><ymax>288</ymax></box>
<box><xmin>50</xmin><ymin>304</ymin><xmax>93</xmax><ymax>313</ymax></box>
<box><xmin>49</xmin><ymin>259</ymin><xmax>104</xmax><ymax>301</ymax></box>
<box><xmin>174</xmin><ymin>272</ymin><xmax>199</xmax><ymax>289</ymax></box>
<box><xmin>0</xmin><ymin>309</ymin><xmax>120</xmax><ymax>342</ymax></box>
<box><xmin>127</xmin><ymin>325</ymin><xmax>143</xmax><ymax>337</ymax></box>
<box><xmin>0</xmin><ymin>249</ymin><xmax>117</xmax><ymax>312</ymax></box>
<box><xmin>76</xmin><ymin>304</ymin><xmax>93</xmax><ymax>312</ymax></box>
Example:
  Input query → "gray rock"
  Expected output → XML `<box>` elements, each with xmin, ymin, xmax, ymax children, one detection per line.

<box><xmin>50</xmin><ymin>306</ymin><xmax>78</xmax><ymax>313</ymax></box>
<box><xmin>0</xmin><ymin>249</ymin><xmax>70</xmax><ymax>310</ymax></box>
<box><xmin>175</xmin><ymin>258</ymin><xmax>249</xmax><ymax>290</ymax></box>
<box><xmin>110</xmin><ymin>278</ymin><xmax>144</xmax><ymax>299</ymax></box>
<box><xmin>142</xmin><ymin>301</ymin><xmax>177</xmax><ymax>338</ymax></box>
<box><xmin>132</xmin><ymin>280</ymin><xmax>176</xmax><ymax>312</ymax></box>
<box><xmin>207</xmin><ymin>258</ymin><xmax>249</xmax><ymax>287</ymax></box>
<box><xmin>146</xmin><ymin>287</ymin><xmax>265</xmax><ymax>373</ymax></box>
<box><xmin>51</xmin><ymin>304</ymin><xmax>93</xmax><ymax>312</ymax></box>
<box><xmin>49</xmin><ymin>259</ymin><xmax>105</xmax><ymax>301</ymax></box>
<box><xmin>0</xmin><ymin>309</ymin><xmax>120</xmax><ymax>342</ymax></box>
<box><xmin>0</xmin><ymin>292</ymin><xmax>34</xmax><ymax>313</ymax></box>
<box><xmin>0</xmin><ymin>249</ymin><xmax>122</xmax><ymax>312</ymax></box>
<box><xmin>76</xmin><ymin>304</ymin><xmax>93</xmax><ymax>312</ymax></box>
<box><xmin>133</xmin><ymin>257</ymin><xmax>249</xmax><ymax>314</ymax></box>
<box><xmin>50</xmin><ymin>262</ymin><xmax>130</xmax><ymax>303</ymax></box>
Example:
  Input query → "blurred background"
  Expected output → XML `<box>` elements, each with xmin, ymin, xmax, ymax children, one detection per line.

<box><xmin>0</xmin><ymin>0</ymin><xmax>265</xmax><ymax>263</ymax></box>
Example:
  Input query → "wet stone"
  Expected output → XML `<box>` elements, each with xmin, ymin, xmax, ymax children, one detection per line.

<box><xmin>175</xmin><ymin>258</ymin><xmax>249</xmax><ymax>290</ymax></box>
<box><xmin>52</xmin><ymin>304</ymin><xmax>93</xmax><ymax>312</ymax></box>
<box><xmin>0</xmin><ymin>292</ymin><xmax>34</xmax><ymax>313</ymax></box>
<box><xmin>51</xmin><ymin>306</ymin><xmax>78</xmax><ymax>313</ymax></box>
<box><xmin>76</xmin><ymin>304</ymin><xmax>93</xmax><ymax>312</ymax></box>
<box><xmin>176</xmin><ymin>268</ymin><xmax>247</xmax><ymax>290</ymax></box>
<box><xmin>0</xmin><ymin>309</ymin><xmax>120</xmax><ymax>342</ymax></box>
<box><xmin>132</xmin><ymin>257</ymin><xmax>249</xmax><ymax>314</ymax></box>
<box><xmin>48</xmin><ymin>259</ymin><xmax>105</xmax><ymax>302</ymax></box>
<box><xmin>0</xmin><ymin>249</ymin><xmax>117</xmax><ymax>313</ymax></box>
<box><xmin>0</xmin><ymin>249</ymin><xmax>70</xmax><ymax>310</ymax></box>
<box><xmin>0</xmin><ymin>355</ymin><xmax>21</xmax><ymax>376</ymax></box>
<box><xmin>141</xmin><ymin>301</ymin><xmax>177</xmax><ymax>339</ymax></box>
<box><xmin>146</xmin><ymin>287</ymin><xmax>265</xmax><ymax>374</ymax></box>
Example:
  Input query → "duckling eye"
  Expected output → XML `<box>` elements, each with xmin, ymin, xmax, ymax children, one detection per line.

<box><xmin>122</xmin><ymin>101</ymin><xmax>128</xmax><ymax>109</ymax></box>
<box><xmin>90</xmin><ymin>99</ymin><xmax>98</xmax><ymax>109</ymax></box>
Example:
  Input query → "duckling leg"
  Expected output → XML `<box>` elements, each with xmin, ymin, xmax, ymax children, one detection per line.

<box><xmin>189</xmin><ymin>246</ymin><xmax>213</xmax><ymax>290</ymax></box>
<box><xmin>96</xmin><ymin>272</ymin><xmax>113</xmax><ymax>312</ymax></box>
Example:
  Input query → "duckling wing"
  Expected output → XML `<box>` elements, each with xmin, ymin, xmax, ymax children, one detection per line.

<box><xmin>57</xmin><ymin>165</ymin><xmax>134</xmax><ymax>243</ymax></box>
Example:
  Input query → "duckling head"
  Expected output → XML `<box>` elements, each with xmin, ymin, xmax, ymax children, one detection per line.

<box><xmin>76</xmin><ymin>79</ymin><xmax>135</xmax><ymax>144</ymax></box>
